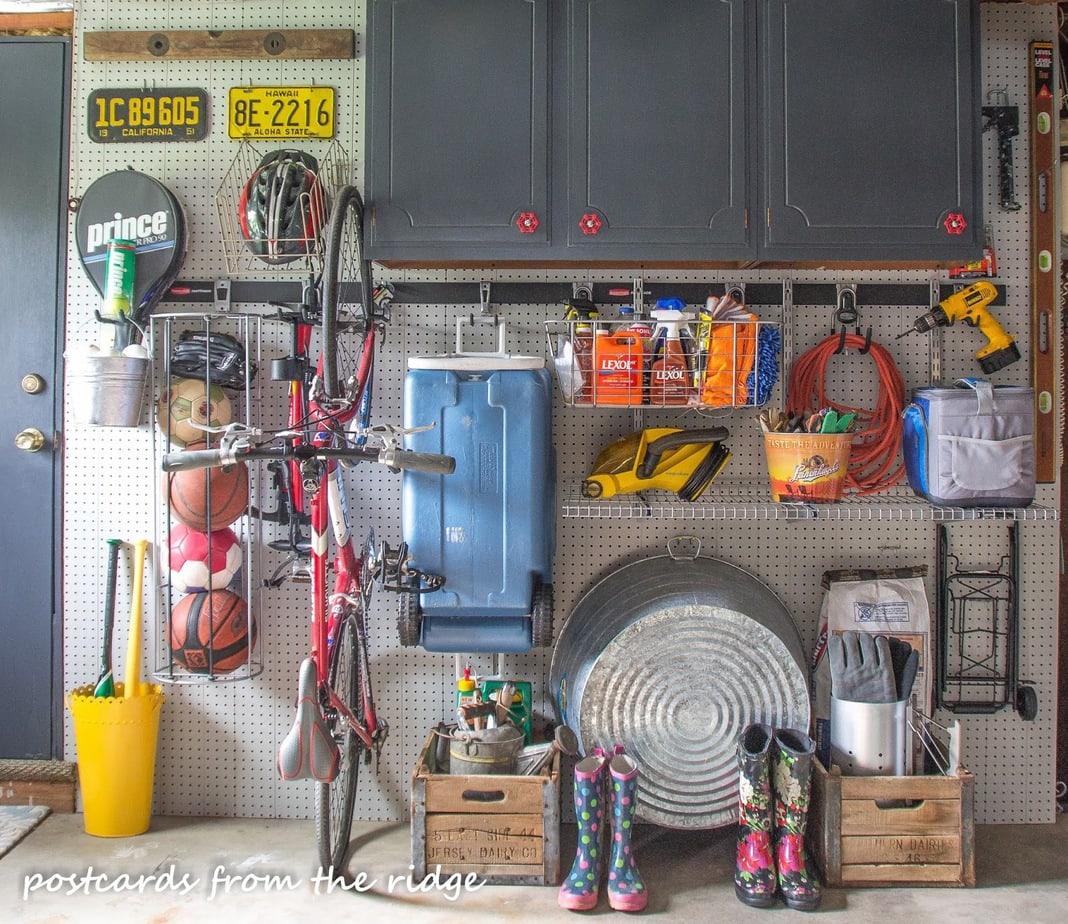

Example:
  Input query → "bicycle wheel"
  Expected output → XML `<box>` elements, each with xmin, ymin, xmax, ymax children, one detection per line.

<box><xmin>315</xmin><ymin>611</ymin><xmax>363</xmax><ymax>872</ymax></box>
<box><xmin>320</xmin><ymin>184</ymin><xmax>373</xmax><ymax>404</ymax></box>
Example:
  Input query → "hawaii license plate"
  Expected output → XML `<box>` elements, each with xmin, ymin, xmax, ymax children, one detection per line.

<box><xmin>227</xmin><ymin>86</ymin><xmax>335</xmax><ymax>140</ymax></box>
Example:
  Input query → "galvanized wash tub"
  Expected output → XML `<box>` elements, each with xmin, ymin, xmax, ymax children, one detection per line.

<box><xmin>550</xmin><ymin>542</ymin><xmax>810</xmax><ymax>829</ymax></box>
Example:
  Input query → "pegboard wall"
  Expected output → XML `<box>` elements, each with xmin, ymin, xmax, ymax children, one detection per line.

<box><xmin>62</xmin><ymin>2</ymin><xmax>1060</xmax><ymax>826</ymax></box>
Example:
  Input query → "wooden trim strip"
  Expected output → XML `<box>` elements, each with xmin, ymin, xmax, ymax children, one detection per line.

<box><xmin>0</xmin><ymin>12</ymin><xmax>73</xmax><ymax>33</ymax></box>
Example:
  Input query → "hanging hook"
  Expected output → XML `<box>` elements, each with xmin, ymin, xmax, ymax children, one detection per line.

<box><xmin>478</xmin><ymin>280</ymin><xmax>494</xmax><ymax>316</ymax></box>
<box><xmin>833</xmin><ymin>284</ymin><xmax>871</xmax><ymax>354</ymax></box>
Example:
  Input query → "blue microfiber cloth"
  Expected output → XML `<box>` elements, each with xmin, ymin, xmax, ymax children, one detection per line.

<box><xmin>747</xmin><ymin>324</ymin><xmax>781</xmax><ymax>406</ymax></box>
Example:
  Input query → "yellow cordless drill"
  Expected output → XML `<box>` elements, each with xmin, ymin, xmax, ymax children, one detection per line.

<box><xmin>897</xmin><ymin>281</ymin><xmax>1020</xmax><ymax>374</ymax></box>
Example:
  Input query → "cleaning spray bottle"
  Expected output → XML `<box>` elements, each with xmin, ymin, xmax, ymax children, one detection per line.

<box><xmin>564</xmin><ymin>298</ymin><xmax>599</xmax><ymax>405</ymax></box>
<box><xmin>648</xmin><ymin>298</ymin><xmax>695</xmax><ymax>405</ymax></box>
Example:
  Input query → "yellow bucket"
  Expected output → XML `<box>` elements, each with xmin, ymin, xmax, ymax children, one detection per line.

<box><xmin>763</xmin><ymin>432</ymin><xmax>852</xmax><ymax>502</ymax></box>
<box><xmin>68</xmin><ymin>683</ymin><xmax>164</xmax><ymax>837</ymax></box>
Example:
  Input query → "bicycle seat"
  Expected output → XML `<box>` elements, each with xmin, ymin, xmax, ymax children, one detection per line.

<box><xmin>278</xmin><ymin>657</ymin><xmax>339</xmax><ymax>782</ymax></box>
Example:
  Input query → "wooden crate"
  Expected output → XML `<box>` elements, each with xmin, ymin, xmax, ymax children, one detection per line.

<box><xmin>0</xmin><ymin>759</ymin><xmax>77</xmax><ymax>813</ymax></box>
<box><xmin>809</xmin><ymin>759</ymin><xmax>975</xmax><ymax>888</ymax></box>
<box><xmin>410</xmin><ymin>729</ymin><xmax>560</xmax><ymax>885</ymax></box>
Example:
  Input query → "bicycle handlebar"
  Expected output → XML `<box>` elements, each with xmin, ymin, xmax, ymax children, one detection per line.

<box><xmin>378</xmin><ymin>449</ymin><xmax>456</xmax><ymax>475</ymax></box>
<box><xmin>162</xmin><ymin>447</ymin><xmax>241</xmax><ymax>471</ymax></box>
<box><xmin>161</xmin><ymin>442</ymin><xmax>456</xmax><ymax>475</ymax></box>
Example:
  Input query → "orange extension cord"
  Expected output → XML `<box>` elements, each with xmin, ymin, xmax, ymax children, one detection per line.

<box><xmin>786</xmin><ymin>333</ymin><xmax>907</xmax><ymax>496</ymax></box>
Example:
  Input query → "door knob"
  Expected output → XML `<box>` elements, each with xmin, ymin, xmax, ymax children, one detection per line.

<box><xmin>21</xmin><ymin>373</ymin><xmax>46</xmax><ymax>394</ymax></box>
<box><xmin>15</xmin><ymin>428</ymin><xmax>46</xmax><ymax>452</ymax></box>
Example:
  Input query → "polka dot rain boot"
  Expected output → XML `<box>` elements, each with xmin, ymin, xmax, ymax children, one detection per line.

<box><xmin>558</xmin><ymin>751</ymin><xmax>607</xmax><ymax>911</ymax></box>
<box><xmin>606</xmin><ymin>751</ymin><xmax>647</xmax><ymax>912</ymax></box>
<box><xmin>734</xmin><ymin>723</ymin><xmax>777</xmax><ymax>908</ymax></box>
<box><xmin>772</xmin><ymin>728</ymin><xmax>822</xmax><ymax>911</ymax></box>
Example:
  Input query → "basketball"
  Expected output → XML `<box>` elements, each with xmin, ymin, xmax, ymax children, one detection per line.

<box><xmin>168</xmin><ymin>522</ymin><xmax>243</xmax><ymax>594</ymax></box>
<box><xmin>169</xmin><ymin>589</ymin><xmax>256</xmax><ymax>675</ymax></box>
<box><xmin>157</xmin><ymin>376</ymin><xmax>232</xmax><ymax>447</ymax></box>
<box><xmin>166</xmin><ymin>441</ymin><xmax>249</xmax><ymax>530</ymax></box>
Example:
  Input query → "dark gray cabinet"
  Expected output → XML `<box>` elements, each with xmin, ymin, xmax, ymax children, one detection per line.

<box><xmin>365</xmin><ymin>0</ymin><xmax>982</xmax><ymax>265</ymax></box>
<box><xmin>365</xmin><ymin>0</ymin><xmax>551</xmax><ymax>257</ymax></box>
<box><xmin>762</xmin><ymin>0</ymin><xmax>983</xmax><ymax>260</ymax></box>
<box><xmin>562</xmin><ymin>0</ymin><xmax>749</xmax><ymax>258</ymax></box>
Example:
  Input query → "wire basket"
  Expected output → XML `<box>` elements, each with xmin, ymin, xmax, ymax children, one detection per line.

<box><xmin>545</xmin><ymin>318</ymin><xmax>781</xmax><ymax>410</ymax></box>
<box><xmin>215</xmin><ymin>139</ymin><xmax>349</xmax><ymax>276</ymax></box>
<box><xmin>151</xmin><ymin>312</ymin><xmax>265</xmax><ymax>684</ymax></box>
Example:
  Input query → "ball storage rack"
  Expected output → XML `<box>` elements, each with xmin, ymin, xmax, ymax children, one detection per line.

<box><xmin>150</xmin><ymin>312</ymin><xmax>265</xmax><ymax>684</ymax></box>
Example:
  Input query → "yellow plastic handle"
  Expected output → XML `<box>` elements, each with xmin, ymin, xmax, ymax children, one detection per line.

<box><xmin>124</xmin><ymin>538</ymin><xmax>150</xmax><ymax>698</ymax></box>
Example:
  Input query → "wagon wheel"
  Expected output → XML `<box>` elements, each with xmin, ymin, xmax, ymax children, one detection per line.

<box><xmin>397</xmin><ymin>586</ymin><xmax>422</xmax><ymax>647</ymax></box>
<box><xmin>531</xmin><ymin>580</ymin><xmax>554</xmax><ymax>648</ymax></box>
<box><xmin>1016</xmin><ymin>684</ymin><xmax>1038</xmax><ymax>722</ymax></box>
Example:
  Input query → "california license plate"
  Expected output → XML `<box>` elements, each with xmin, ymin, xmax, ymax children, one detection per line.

<box><xmin>88</xmin><ymin>88</ymin><xmax>209</xmax><ymax>142</ymax></box>
<box><xmin>227</xmin><ymin>86</ymin><xmax>335</xmax><ymax>140</ymax></box>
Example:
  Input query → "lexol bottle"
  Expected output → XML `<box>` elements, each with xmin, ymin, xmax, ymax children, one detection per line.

<box><xmin>592</xmin><ymin>328</ymin><xmax>643</xmax><ymax>405</ymax></box>
<box><xmin>648</xmin><ymin>304</ymin><xmax>694</xmax><ymax>405</ymax></box>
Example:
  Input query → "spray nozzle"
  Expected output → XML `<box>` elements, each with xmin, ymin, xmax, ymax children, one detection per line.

<box><xmin>458</xmin><ymin>665</ymin><xmax>476</xmax><ymax>692</ymax></box>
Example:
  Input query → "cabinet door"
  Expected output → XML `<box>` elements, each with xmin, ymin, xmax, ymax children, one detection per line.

<box><xmin>564</xmin><ymin>0</ymin><xmax>751</xmax><ymax>259</ymax></box>
<box><xmin>762</xmin><ymin>0</ymin><xmax>982</xmax><ymax>261</ymax></box>
<box><xmin>366</xmin><ymin>0</ymin><xmax>550</xmax><ymax>260</ymax></box>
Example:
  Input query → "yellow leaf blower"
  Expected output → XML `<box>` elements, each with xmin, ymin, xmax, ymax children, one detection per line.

<box><xmin>583</xmin><ymin>427</ymin><xmax>730</xmax><ymax>501</ymax></box>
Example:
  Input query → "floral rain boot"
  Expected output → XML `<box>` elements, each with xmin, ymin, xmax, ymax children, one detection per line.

<box><xmin>606</xmin><ymin>751</ymin><xmax>647</xmax><ymax>912</ymax></box>
<box><xmin>558</xmin><ymin>752</ymin><xmax>607</xmax><ymax>910</ymax></box>
<box><xmin>772</xmin><ymin>728</ymin><xmax>823</xmax><ymax>911</ymax></box>
<box><xmin>734</xmin><ymin>723</ymin><xmax>777</xmax><ymax>908</ymax></box>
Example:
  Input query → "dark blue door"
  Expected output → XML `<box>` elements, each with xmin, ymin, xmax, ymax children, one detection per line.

<box><xmin>0</xmin><ymin>37</ymin><xmax>69</xmax><ymax>758</ymax></box>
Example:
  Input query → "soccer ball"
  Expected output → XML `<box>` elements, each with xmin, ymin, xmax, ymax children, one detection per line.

<box><xmin>168</xmin><ymin>522</ymin><xmax>242</xmax><ymax>594</ymax></box>
<box><xmin>157</xmin><ymin>377</ymin><xmax>232</xmax><ymax>446</ymax></box>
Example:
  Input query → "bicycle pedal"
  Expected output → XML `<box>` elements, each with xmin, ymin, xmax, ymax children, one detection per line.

<box><xmin>267</xmin><ymin>556</ymin><xmax>314</xmax><ymax>586</ymax></box>
<box><xmin>288</xmin><ymin>563</ymin><xmax>313</xmax><ymax>584</ymax></box>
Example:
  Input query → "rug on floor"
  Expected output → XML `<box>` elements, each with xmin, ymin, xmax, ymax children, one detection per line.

<box><xmin>0</xmin><ymin>805</ymin><xmax>51</xmax><ymax>859</ymax></box>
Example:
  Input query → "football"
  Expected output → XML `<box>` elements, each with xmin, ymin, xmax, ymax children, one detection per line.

<box><xmin>168</xmin><ymin>522</ymin><xmax>242</xmax><ymax>594</ymax></box>
<box><xmin>157</xmin><ymin>376</ymin><xmax>233</xmax><ymax>446</ymax></box>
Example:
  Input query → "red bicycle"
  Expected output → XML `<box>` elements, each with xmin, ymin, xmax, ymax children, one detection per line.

<box><xmin>162</xmin><ymin>185</ymin><xmax>453</xmax><ymax>871</ymax></box>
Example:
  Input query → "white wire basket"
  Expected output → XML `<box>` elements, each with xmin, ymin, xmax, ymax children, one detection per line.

<box><xmin>215</xmin><ymin>139</ymin><xmax>349</xmax><ymax>276</ymax></box>
<box><xmin>545</xmin><ymin>317</ymin><xmax>781</xmax><ymax>410</ymax></box>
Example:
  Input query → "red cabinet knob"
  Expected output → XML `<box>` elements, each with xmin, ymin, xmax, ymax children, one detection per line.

<box><xmin>516</xmin><ymin>212</ymin><xmax>539</xmax><ymax>233</ymax></box>
<box><xmin>943</xmin><ymin>212</ymin><xmax>967</xmax><ymax>235</ymax></box>
<box><xmin>580</xmin><ymin>213</ymin><xmax>603</xmax><ymax>235</ymax></box>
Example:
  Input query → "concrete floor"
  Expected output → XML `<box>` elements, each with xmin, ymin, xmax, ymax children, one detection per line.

<box><xmin>2</xmin><ymin>812</ymin><xmax>1067</xmax><ymax>923</ymax></box>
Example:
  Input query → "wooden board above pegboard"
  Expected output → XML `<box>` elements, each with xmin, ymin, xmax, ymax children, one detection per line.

<box><xmin>83</xmin><ymin>29</ymin><xmax>354</xmax><ymax>61</ymax></box>
<box><xmin>0</xmin><ymin>12</ymin><xmax>74</xmax><ymax>34</ymax></box>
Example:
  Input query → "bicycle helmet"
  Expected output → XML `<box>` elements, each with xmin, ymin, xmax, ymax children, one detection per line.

<box><xmin>169</xmin><ymin>330</ymin><xmax>257</xmax><ymax>390</ymax></box>
<box><xmin>238</xmin><ymin>149</ymin><xmax>327</xmax><ymax>265</ymax></box>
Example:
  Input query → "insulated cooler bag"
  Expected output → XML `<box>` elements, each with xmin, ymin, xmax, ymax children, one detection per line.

<box><xmin>401</xmin><ymin>318</ymin><xmax>555</xmax><ymax>653</ymax></box>
<box><xmin>902</xmin><ymin>377</ymin><xmax>1034</xmax><ymax>507</ymax></box>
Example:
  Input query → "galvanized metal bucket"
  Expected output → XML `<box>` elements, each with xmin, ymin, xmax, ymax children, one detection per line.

<box><xmin>449</xmin><ymin>725</ymin><xmax>525</xmax><ymax>775</ymax></box>
<box><xmin>550</xmin><ymin>539</ymin><xmax>810</xmax><ymax>829</ymax></box>
<box><xmin>67</xmin><ymin>353</ymin><xmax>149</xmax><ymax>427</ymax></box>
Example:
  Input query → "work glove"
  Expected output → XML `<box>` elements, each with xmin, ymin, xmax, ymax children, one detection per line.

<box><xmin>884</xmin><ymin>635</ymin><xmax>920</xmax><ymax>702</ymax></box>
<box><xmin>828</xmin><ymin>630</ymin><xmax>898</xmax><ymax>703</ymax></box>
